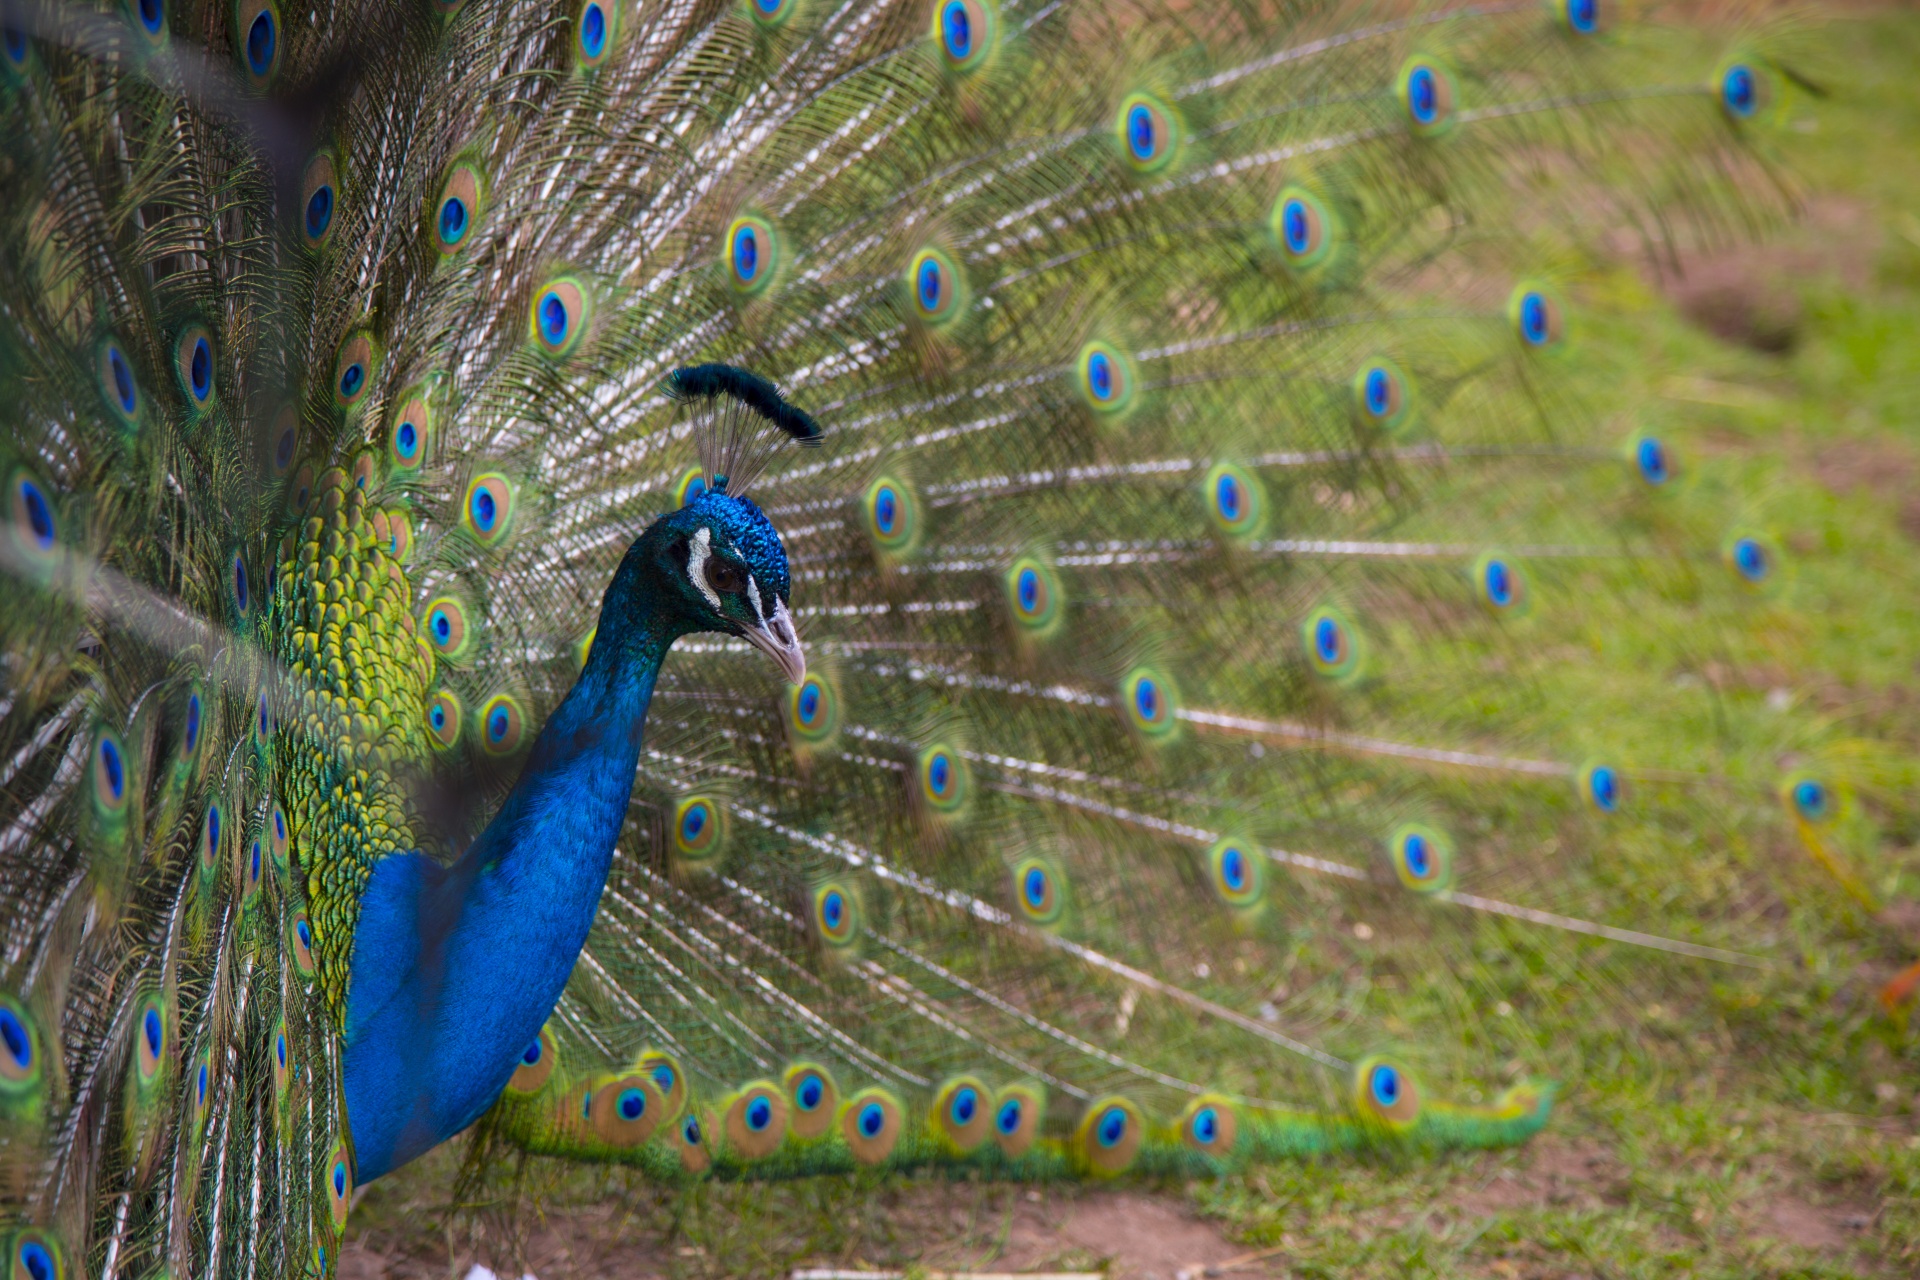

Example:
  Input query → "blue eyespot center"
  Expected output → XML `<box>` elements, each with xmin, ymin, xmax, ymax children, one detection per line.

<box><xmin>929</xmin><ymin>753</ymin><xmax>951</xmax><ymax>793</ymax></box>
<box><xmin>138</xmin><ymin>0</ymin><xmax>164</xmax><ymax>34</ymax></box>
<box><xmin>1096</xmin><ymin>1106</ymin><xmax>1127</xmax><ymax>1147</ymax></box>
<box><xmin>1404</xmin><ymin>833</ymin><xmax>1430</xmax><ymax>877</ymax></box>
<box><xmin>822</xmin><ymin>890</ymin><xmax>845</xmax><ymax>930</ymax></box>
<box><xmin>1023</xmin><ymin>867</ymin><xmax>1047</xmax><ymax>909</ymax></box>
<box><xmin>1407</xmin><ymin>66</ymin><xmax>1438</xmax><ymax>124</ymax></box>
<box><xmin>296</xmin><ymin>919</ymin><xmax>311</xmax><ymax>948</ymax></box>
<box><xmin>1794</xmin><ymin>779</ymin><xmax>1828</xmax><ymax>819</ymax></box>
<box><xmin>875</xmin><ymin>487</ymin><xmax>897</xmax><ymax>532</ymax></box>
<box><xmin>798</xmin><ymin>682</ymin><xmax>820</xmax><ymax>722</ymax></box>
<box><xmin>1590</xmin><ymin>766</ymin><xmax>1619</xmax><ymax>811</ymax></box>
<box><xmin>340</xmin><ymin>362</ymin><xmax>366</xmax><ymax>400</ymax></box>
<box><xmin>653</xmin><ymin>1064</ymin><xmax>676</xmax><ymax>1093</ymax></box>
<box><xmin>250</xmin><ymin>841</ymin><xmax>261</xmax><ymax>880</ymax></box>
<box><xmin>472</xmin><ymin>487</ymin><xmax>496</xmax><ymax>530</ymax></box>
<box><xmin>1722</xmin><ymin>64</ymin><xmax>1756</xmax><ymax>117</ymax></box>
<box><xmin>859</xmin><ymin>1102</ymin><xmax>885</xmax><ymax>1137</ymax></box>
<box><xmin>1567</xmin><ymin>0</ymin><xmax>1598</xmax><ymax>32</ymax></box>
<box><xmin>684</xmin><ymin>1116</ymin><xmax>702</xmax><ymax>1144</ymax></box>
<box><xmin>1315</xmin><ymin>617</ymin><xmax>1342</xmax><ymax>664</ymax></box>
<box><xmin>20</xmin><ymin>480</ymin><xmax>55</xmax><ymax>549</ymax></box>
<box><xmin>1484</xmin><ymin>559</ymin><xmax>1512</xmax><ymax>606</ymax></box>
<box><xmin>618</xmin><ymin>1088</ymin><xmax>646</xmax><ymax>1121</ymax></box>
<box><xmin>746</xmin><ymin>1095</ymin><xmax>772</xmax><ymax>1130</ymax></box>
<box><xmin>276</xmin><ymin>1033</ymin><xmax>287</xmax><ymax>1067</ymax></box>
<box><xmin>733</xmin><ymin>226</ymin><xmax>758</xmax><ymax>280</ymax></box>
<box><xmin>332</xmin><ymin>1160</ymin><xmax>346</xmax><ymax>1195</ymax></box>
<box><xmin>1519</xmin><ymin>292</ymin><xmax>1550</xmax><ymax>345</ymax></box>
<box><xmin>941</xmin><ymin>0</ymin><xmax>970</xmax><ymax>58</ymax></box>
<box><xmin>1282</xmin><ymin>198</ymin><xmax>1311</xmax><ymax>254</ymax></box>
<box><xmin>580</xmin><ymin>2</ymin><xmax>606</xmax><ymax>57</ymax></box>
<box><xmin>1126</xmin><ymin>103</ymin><xmax>1155</xmax><ymax>160</ymax></box>
<box><xmin>916</xmin><ymin>258</ymin><xmax>943</xmax><ymax>312</ymax></box>
<box><xmin>186</xmin><ymin>695</ymin><xmax>203</xmax><ymax>749</ymax></box>
<box><xmin>143</xmin><ymin>1007</ymin><xmax>162</xmax><ymax>1057</ymax></box>
<box><xmin>233</xmin><ymin>558</ymin><xmax>249</xmax><ymax>611</ymax></box>
<box><xmin>1221</xmin><ymin>846</ymin><xmax>1247</xmax><ymax>891</ymax></box>
<box><xmin>438</xmin><ymin>196</ymin><xmax>467</xmax><ymax>245</ymax></box>
<box><xmin>305</xmin><ymin>184</ymin><xmax>333</xmax><ymax>239</ymax></box>
<box><xmin>521</xmin><ymin>1038</ymin><xmax>541</xmax><ymax>1066</ymax></box>
<box><xmin>100</xmin><ymin>739</ymin><xmax>125</xmax><ymax>798</ymax></box>
<box><xmin>951</xmin><ymin>1086</ymin><xmax>978</xmax><ymax>1124</ymax></box>
<box><xmin>189</xmin><ymin>337</ymin><xmax>212</xmax><ymax>400</ymax></box>
<box><xmin>682</xmin><ymin>805</ymin><xmax>706</xmax><ymax>841</ymax></box>
<box><xmin>246</xmin><ymin>9</ymin><xmax>274</xmax><ymax>76</ymax></box>
<box><xmin>1636</xmin><ymin>437</ymin><xmax>1668</xmax><ymax>484</ymax></box>
<box><xmin>1134</xmin><ymin>677</ymin><xmax>1158</xmax><ymax>720</ymax></box>
<box><xmin>488</xmin><ymin>707</ymin><xmax>509</xmax><ymax>741</ymax></box>
<box><xmin>539</xmin><ymin>291</ymin><xmax>569</xmax><ymax>345</ymax></box>
<box><xmin>1193</xmin><ymin>1107</ymin><xmax>1217</xmax><ymax>1143</ymax></box>
<box><xmin>1364</xmin><ymin>367</ymin><xmax>1392</xmax><ymax>416</ymax></box>
<box><xmin>109</xmin><ymin>346</ymin><xmax>136</xmax><ymax>413</ymax></box>
<box><xmin>797</xmin><ymin>1076</ymin><xmax>823</xmax><ymax>1109</ymax></box>
<box><xmin>1087</xmin><ymin>351</ymin><xmax>1113</xmax><ymax>400</ymax></box>
<box><xmin>1733</xmin><ymin>537</ymin><xmax>1767</xmax><ymax>580</ymax></box>
<box><xmin>1370</xmin><ymin>1064</ymin><xmax>1400</xmax><ymax>1107</ymax></box>
<box><xmin>997</xmin><ymin>1099</ymin><xmax>1022</xmax><ymax>1134</ymax></box>
<box><xmin>432</xmin><ymin>610</ymin><xmax>451</xmax><ymax>641</ymax></box>
<box><xmin>1216</xmin><ymin>473</ymin><xmax>1241</xmax><ymax>521</ymax></box>
<box><xmin>1</xmin><ymin>1009</ymin><xmax>31</xmax><ymax>1068</ymax></box>
<box><xmin>206</xmin><ymin>806</ymin><xmax>221</xmax><ymax>849</ymax></box>
<box><xmin>397</xmin><ymin>421</ymin><xmax>419</xmax><ymax>458</ymax></box>
<box><xmin>20</xmin><ymin>1243</ymin><xmax>52</xmax><ymax>1280</ymax></box>
<box><xmin>1017</xmin><ymin>567</ymin><xmax>1039</xmax><ymax>612</ymax></box>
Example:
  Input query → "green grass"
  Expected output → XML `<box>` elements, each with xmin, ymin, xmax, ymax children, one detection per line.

<box><xmin>346</xmin><ymin>10</ymin><xmax>1920</xmax><ymax>1277</ymax></box>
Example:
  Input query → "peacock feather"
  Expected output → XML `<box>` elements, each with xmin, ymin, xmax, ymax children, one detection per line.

<box><xmin>0</xmin><ymin>0</ymin><xmax>1903</xmax><ymax>1275</ymax></box>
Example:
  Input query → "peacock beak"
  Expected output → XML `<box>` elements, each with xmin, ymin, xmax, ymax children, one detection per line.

<box><xmin>742</xmin><ymin>596</ymin><xmax>806</xmax><ymax>685</ymax></box>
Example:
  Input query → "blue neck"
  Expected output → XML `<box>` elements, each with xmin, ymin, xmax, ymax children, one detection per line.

<box><xmin>343</xmin><ymin>549</ymin><xmax>691</xmax><ymax>1179</ymax></box>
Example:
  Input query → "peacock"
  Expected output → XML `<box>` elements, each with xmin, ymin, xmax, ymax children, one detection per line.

<box><xmin>0</xmin><ymin>0</ymin><xmax>1887</xmax><ymax>1274</ymax></box>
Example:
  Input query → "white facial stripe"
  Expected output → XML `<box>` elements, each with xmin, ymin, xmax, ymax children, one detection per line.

<box><xmin>687</xmin><ymin>527</ymin><xmax>723</xmax><ymax>612</ymax></box>
<box><xmin>746</xmin><ymin>575</ymin><xmax>766</xmax><ymax>625</ymax></box>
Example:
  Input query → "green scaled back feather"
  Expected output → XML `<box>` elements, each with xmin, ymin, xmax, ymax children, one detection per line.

<box><xmin>0</xmin><ymin>0</ymin><xmax>1885</xmax><ymax>1274</ymax></box>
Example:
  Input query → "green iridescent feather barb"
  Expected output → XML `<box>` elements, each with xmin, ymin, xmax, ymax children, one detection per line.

<box><xmin>0</xmin><ymin>0</ymin><xmax>1904</xmax><ymax>1274</ymax></box>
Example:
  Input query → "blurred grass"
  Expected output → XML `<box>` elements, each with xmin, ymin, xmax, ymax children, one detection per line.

<box><xmin>348</xmin><ymin>8</ymin><xmax>1920</xmax><ymax>1278</ymax></box>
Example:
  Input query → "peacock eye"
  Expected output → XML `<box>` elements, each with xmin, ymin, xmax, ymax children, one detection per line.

<box><xmin>706</xmin><ymin>559</ymin><xmax>744</xmax><ymax>594</ymax></box>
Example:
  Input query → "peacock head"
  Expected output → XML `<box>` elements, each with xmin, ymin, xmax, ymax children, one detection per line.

<box><xmin>646</xmin><ymin>486</ymin><xmax>805</xmax><ymax>684</ymax></box>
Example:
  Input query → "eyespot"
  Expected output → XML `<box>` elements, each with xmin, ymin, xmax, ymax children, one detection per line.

<box><xmin>812</xmin><ymin>881</ymin><xmax>859</xmax><ymax>947</ymax></box>
<box><xmin>1206</xmin><ymin>837</ymin><xmax>1266</xmax><ymax>911</ymax></box>
<box><xmin>130</xmin><ymin>0</ymin><xmax>168</xmax><ymax>43</ymax></box>
<box><xmin>460</xmin><ymin>472</ymin><xmax>514</xmax><ymax>547</ymax></box>
<box><xmin>385</xmin><ymin>394</ymin><xmax>431</xmax><ymax>472</ymax></box>
<box><xmin>1510</xmin><ymin>284</ymin><xmax>1565</xmax><ymax>350</ymax></box>
<box><xmin>11</xmin><ymin>1232</ymin><xmax>63</xmax><ymax>1280</ymax></box>
<box><xmin>180</xmin><ymin>689</ymin><xmax>204</xmax><ymax>760</ymax></box>
<box><xmin>1272</xmin><ymin>187</ymin><xmax>1336</xmax><ymax>270</ymax></box>
<box><xmin>288</xmin><ymin>910</ymin><xmax>316</xmax><ymax>976</ymax></box>
<box><xmin>1474</xmin><ymin>553</ymin><xmax>1526</xmax><ymax>612</ymax></box>
<box><xmin>1784</xmin><ymin>774</ymin><xmax>1834</xmax><ymax>824</ymax></box>
<box><xmin>674</xmin><ymin>468</ymin><xmax>709</xmax><ymax>507</ymax></box>
<box><xmin>934</xmin><ymin>1075</ymin><xmax>993</xmax><ymax>1150</ymax></box>
<box><xmin>575</xmin><ymin>0</ymin><xmax>616</xmax><ymax>67</ymax></box>
<box><xmin>1303</xmin><ymin>605</ymin><xmax>1363</xmax><ymax>683</ymax></box>
<box><xmin>269</xmin><ymin>801</ymin><xmax>290</xmax><ymax>867</ymax></box>
<box><xmin>671</xmin><ymin>795</ymin><xmax>724</xmax><ymax>861</ymax></box>
<box><xmin>1397</xmin><ymin>58</ymin><xmax>1456</xmax><ymax>134</ymax></box>
<box><xmin>634</xmin><ymin>1050</ymin><xmax>687</xmax><ymax>1119</ymax></box>
<box><xmin>1116</xmin><ymin>92</ymin><xmax>1177</xmax><ymax>173</ymax></box>
<box><xmin>1076</xmin><ymin>341</ymin><xmax>1136</xmax><ymax>415</ymax></box>
<box><xmin>272</xmin><ymin>1021</ymin><xmax>291</xmax><ymax>1096</ymax></box>
<box><xmin>905</xmin><ymin>248</ymin><xmax>964</xmax><ymax>326</ymax></box>
<box><xmin>236</xmin><ymin>0</ymin><xmax>280</xmax><ymax>84</ymax></box>
<box><xmin>725</xmin><ymin>215</ymin><xmax>779</xmax><ymax>294</ymax></box>
<box><xmin>507</xmin><ymin>1026</ymin><xmax>557</xmax><ymax>1094</ymax></box>
<box><xmin>432</xmin><ymin>163</ymin><xmax>482</xmax><ymax>253</ymax></box>
<box><xmin>788</xmin><ymin>674</ymin><xmax>838</xmax><ymax>743</ymax></box>
<box><xmin>864</xmin><ymin>475</ymin><xmax>918</xmax><ymax>551</ymax></box>
<box><xmin>1006</xmin><ymin>556</ymin><xmax>1061</xmax><ymax>633</ymax></box>
<box><xmin>3</xmin><ymin>13</ymin><xmax>28</xmax><ymax>71</ymax></box>
<box><xmin>229</xmin><ymin>553</ymin><xmax>251</xmax><ymax>616</ymax></box>
<box><xmin>1719</xmin><ymin>61</ymin><xmax>1767</xmax><ymax>121</ymax></box>
<box><xmin>672</xmin><ymin>1107</ymin><xmax>713</xmax><ymax>1173</ymax></box>
<box><xmin>1352</xmin><ymin>358</ymin><xmax>1415</xmax><ymax>435</ymax></box>
<box><xmin>917</xmin><ymin>744</ymin><xmax>968</xmax><ymax>814</ymax></box>
<box><xmin>1632</xmin><ymin>434</ymin><xmax>1674</xmax><ymax>486</ymax></box>
<box><xmin>175</xmin><ymin>325</ymin><xmax>215</xmax><ymax>408</ymax></box>
<box><xmin>1352</xmin><ymin>1055</ymin><xmax>1421</xmax><ymax>1129</ymax></box>
<box><xmin>590</xmin><ymin>1073</ymin><xmax>665</xmax><ymax>1146</ymax></box>
<box><xmin>529</xmin><ymin>276</ymin><xmax>591</xmax><ymax>357</ymax></box>
<box><xmin>98</xmin><ymin>338</ymin><xmax>140</xmax><ymax>426</ymax></box>
<box><xmin>198</xmin><ymin>802</ymin><xmax>226</xmax><ymax>878</ymax></box>
<box><xmin>991</xmin><ymin>1084</ymin><xmax>1044</xmax><ymax>1157</ymax></box>
<box><xmin>333</xmin><ymin>334</ymin><xmax>374</xmax><ymax>411</ymax></box>
<box><xmin>265</xmin><ymin>405</ymin><xmax>301</xmax><ymax>481</ymax></box>
<box><xmin>325</xmin><ymin>1141</ymin><xmax>352</xmax><ymax>1228</ymax></box>
<box><xmin>1580</xmin><ymin>763</ymin><xmax>1623</xmax><ymax>813</ymax></box>
<box><xmin>1204</xmin><ymin>462</ymin><xmax>1265</xmax><ymax>538</ymax></box>
<box><xmin>1389</xmin><ymin>823</ymin><xmax>1451</xmax><ymax>894</ymax></box>
<box><xmin>478</xmin><ymin>693</ymin><xmax>526</xmax><ymax>756</ymax></box>
<box><xmin>382</xmin><ymin>507</ymin><xmax>414</xmax><ymax>564</ymax></box>
<box><xmin>934</xmin><ymin>0</ymin><xmax>994</xmax><ymax>74</ymax></box>
<box><xmin>1559</xmin><ymin>0</ymin><xmax>1602</xmax><ymax>34</ymax></box>
<box><xmin>1725</xmin><ymin>532</ymin><xmax>1778</xmax><ymax>588</ymax></box>
<box><xmin>1077</xmin><ymin>1097</ymin><xmax>1142</xmax><ymax>1175</ymax></box>
<box><xmin>299</xmin><ymin>151</ymin><xmax>336</xmax><ymax>246</ymax></box>
<box><xmin>422</xmin><ymin>596</ymin><xmax>472</xmax><ymax>661</ymax></box>
<box><xmin>1122</xmin><ymin>666</ymin><xmax>1178</xmax><ymax>738</ymax></box>
<box><xmin>0</xmin><ymin>995</ymin><xmax>41</xmax><ymax>1088</ymax></box>
<box><xmin>723</xmin><ymin>1081</ymin><xmax>787</xmax><ymax>1158</ymax></box>
<box><xmin>91</xmin><ymin>729</ymin><xmax>130</xmax><ymax>817</ymax></box>
<box><xmin>7</xmin><ymin>469</ymin><xmax>59</xmax><ymax>571</ymax></box>
<box><xmin>133</xmin><ymin>995</ymin><xmax>167</xmax><ymax>1082</ymax></box>
<box><xmin>749</xmin><ymin>0</ymin><xmax>797</xmax><ymax>28</ymax></box>
<box><xmin>253</xmin><ymin>689</ymin><xmax>272</xmax><ymax>747</ymax></box>
<box><xmin>783</xmin><ymin>1063</ymin><xmax>838</xmax><ymax>1139</ymax></box>
<box><xmin>840</xmin><ymin>1088</ymin><xmax>903</xmax><ymax>1164</ymax></box>
<box><xmin>1180</xmin><ymin>1095</ymin><xmax>1239</xmax><ymax>1157</ymax></box>
<box><xmin>416</xmin><ymin>687</ymin><xmax>461</xmax><ymax>750</ymax></box>
<box><xmin>1011</xmin><ymin>857</ymin><xmax>1065</xmax><ymax>925</ymax></box>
